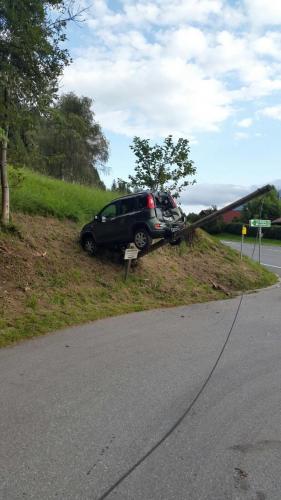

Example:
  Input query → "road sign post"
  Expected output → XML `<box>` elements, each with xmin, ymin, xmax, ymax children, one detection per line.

<box><xmin>258</xmin><ymin>227</ymin><xmax>262</xmax><ymax>264</ymax></box>
<box><xmin>249</xmin><ymin>220</ymin><xmax>271</xmax><ymax>264</ymax></box>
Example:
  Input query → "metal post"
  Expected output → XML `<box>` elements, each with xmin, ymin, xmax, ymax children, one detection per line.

<box><xmin>124</xmin><ymin>259</ymin><xmax>132</xmax><ymax>281</ymax></box>
<box><xmin>258</xmin><ymin>227</ymin><xmax>262</xmax><ymax>263</ymax></box>
<box><xmin>240</xmin><ymin>234</ymin><xmax>244</xmax><ymax>260</ymax></box>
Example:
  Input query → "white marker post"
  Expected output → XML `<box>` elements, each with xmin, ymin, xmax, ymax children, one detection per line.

<box><xmin>241</xmin><ymin>225</ymin><xmax>247</xmax><ymax>260</ymax></box>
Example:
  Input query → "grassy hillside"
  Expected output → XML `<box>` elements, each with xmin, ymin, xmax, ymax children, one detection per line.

<box><xmin>0</xmin><ymin>213</ymin><xmax>277</xmax><ymax>348</ymax></box>
<box><xmin>8</xmin><ymin>167</ymin><xmax>116</xmax><ymax>223</ymax></box>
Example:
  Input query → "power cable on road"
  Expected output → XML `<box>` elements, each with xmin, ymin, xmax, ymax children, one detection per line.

<box><xmin>96</xmin><ymin>201</ymin><xmax>264</xmax><ymax>500</ymax></box>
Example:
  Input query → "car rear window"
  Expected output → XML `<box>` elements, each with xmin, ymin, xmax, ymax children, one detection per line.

<box><xmin>136</xmin><ymin>196</ymin><xmax>148</xmax><ymax>210</ymax></box>
<box><xmin>155</xmin><ymin>193</ymin><xmax>173</xmax><ymax>209</ymax></box>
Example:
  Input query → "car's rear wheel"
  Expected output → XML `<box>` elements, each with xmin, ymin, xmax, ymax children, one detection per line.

<box><xmin>82</xmin><ymin>235</ymin><xmax>98</xmax><ymax>256</ymax></box>
<box><xmin>133</xmin><ymin>227</ymin><xmax>152</xmax><ymax>250</ymax></box>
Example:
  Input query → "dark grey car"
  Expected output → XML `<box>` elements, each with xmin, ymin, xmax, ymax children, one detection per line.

<box><xmin>80</xmin><ymin>191</ymin><xmax>185</xmax><ymax>255</ymax></box>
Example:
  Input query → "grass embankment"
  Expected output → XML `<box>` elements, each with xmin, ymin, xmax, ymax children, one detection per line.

<box><xmin>213</xmin><ymin>233</ymin><xmax>281</xmax><ymax>247</ymax></box>
<box><xmin>9</xmin><ymin>167</ymin><xmax>116</xmax><ymax>223</ymax></box>
<box><xmin>0</xmin><ymin>213</ymin><xmax>277</xmax><ymax>348</ymax></box>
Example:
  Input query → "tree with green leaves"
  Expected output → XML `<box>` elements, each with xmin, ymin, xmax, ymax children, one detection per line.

<box><xmin>0</xmin><ymin>0</ymin><xmax>80</xmax><ymax>224</ymax></box>
<box><xmin>111</xmin><ymin>177</ymin><xmax>131</xmax><ymax>194</ymax></box>
<box><xmin>195</xmin><ymin>206</ymin><xmax>225</xmax><ymax>234</ymax></box>
<box><xmin>33</xmin><ymin>93</ymin><xmax>109</xmax><ymax>187</ymax></box>
<box><xmin>128</xmin><ymin>135</ymin><xmax>196</xmax><ymax>197</ymax></box>
<box><xmin>241</xmin><ymin>186</ymin><xmax>281</xmax><ymax>222</ymax></box>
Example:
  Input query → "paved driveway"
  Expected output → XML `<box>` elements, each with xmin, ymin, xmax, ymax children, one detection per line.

<box><xmin>1</xmin><ymin>282</ymin><xmax>281</xmax><ymax>499</ymax></box>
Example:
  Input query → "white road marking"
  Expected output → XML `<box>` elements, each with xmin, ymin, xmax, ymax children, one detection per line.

<box><xmin>261</xmin><ymin>263</ymin><xmax>281</xmax><ymax>269</ymax></box>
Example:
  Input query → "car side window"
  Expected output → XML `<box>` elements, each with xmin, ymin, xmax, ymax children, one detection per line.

<box><xmin>100</xmin><ymin>203</ymin><xmax>117</xmax><ymax>219</ymax></box>
<box><xmin>119</xmin><ymin>198</ymin><xmax>136</xmax><ymax>215</ymax></box>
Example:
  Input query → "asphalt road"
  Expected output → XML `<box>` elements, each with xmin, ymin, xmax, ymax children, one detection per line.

<box><xmin>1</xmin><ymin>283</ymin><xmax>281</xmax><ymax>499</ymax></box>
<box><xmin>222</xmin><ymin>240</ymin><xmax>281</xmax><ymax>276</ymax></box>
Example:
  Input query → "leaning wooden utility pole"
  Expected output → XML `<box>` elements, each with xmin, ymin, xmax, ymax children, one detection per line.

<box><xmin>138</xmin><ymin>184</ymin><xmax>273</xmax><ymax>258</ymax></box>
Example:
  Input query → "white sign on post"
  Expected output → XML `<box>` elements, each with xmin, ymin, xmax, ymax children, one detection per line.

<box><xmin>124</xmin><ymin>243</ymin><xmax>139</xmax><ymax>260</ymax></box>
<box><xmin>124</xmin><ymin>244</ymin><xmax>139</xmax><ymax>281</ymax></box>
<box><xmin>124</xmin><ymin>248</ymin><xmax>139</xmax><ymax>260</ymax></box>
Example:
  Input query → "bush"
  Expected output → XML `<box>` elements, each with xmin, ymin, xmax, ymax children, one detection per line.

<box><xmin>224</xmin><ymin>222</ymin><xmax>281</xmax><ymax>240</ymax></box>
<box><xmin>202</xmin><ymin>219</ymin><xmax>226</xmax><ymax>234</ymax></box>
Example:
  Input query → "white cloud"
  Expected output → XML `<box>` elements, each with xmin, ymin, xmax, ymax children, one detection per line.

<box><xmin>238</xmin><ymin>117</ymin><xmax>253</xmax><ymax>127</ymax></box>
<box><xmin>273</xmin><ymin>179</ymin><xmax>281</xmax><ymax>189</ymax></box>
<box><xmin>62</xmin><ymin>1</ymin><xmax>281</xmax><ymax>138</ymax></box>
<box><xmin>234</xmin><ymin>131</ymin><xmax>249</xmax><ymax>140</ymax></box>
<box><xmin>63</xmin><ymin>43</ymin><xmax>234</xmax><ymax>137</ymax></box>
<box><xmin>86</xmin><ymin>0</ymin><xmax>224</xmax><ymax>29</ymax></box>
<box><xmin>253</xmin><ymin>33</ymin><xmax>281</xmax><ymax>59</ymax></box>
<box><xmin>156</xmin><ymin>27</ymin><xmax>208</xmax><ymax>60</ymax></box>
<box><xmin>260</xmin><ymin>104</ymin><xmax>281</xmax><ymax>120</ymax></box>
<box><xmin>180</xmin><ymin>182</ymin><xmax>250</xmax><ymax>208</ymax></box>
<box><xmin>245</xmin><ymin>0</ymin><xmax>281</xmax><ymax>26</ymax></box>
<box><xmin>181</xmin><ymin>180</ymin><xmax>281</xmax><ymax>211</ymax></box>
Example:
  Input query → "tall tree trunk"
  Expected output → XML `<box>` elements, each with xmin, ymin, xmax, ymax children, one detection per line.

<box><xmin>1</xmin><ymin>129</ymin><xmax>9</xmax><ymax>226</ymax></box>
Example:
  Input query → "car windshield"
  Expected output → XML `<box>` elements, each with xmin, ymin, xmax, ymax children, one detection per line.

<box><xmin>100</xmin><ymin>203</ymin><xmax>117</xmax><ymax>219</ymax></box>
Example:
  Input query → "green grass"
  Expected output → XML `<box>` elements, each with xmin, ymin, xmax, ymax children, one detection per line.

<box><xmin>9</xmin><ymin>166</ymin><xmax>116</xmax><ymax>223</ymax></box>
<box><xmin>0</xmin><ymin>215</ymin><xmax>277</xmax><ymax>348</ymax></box>
<box><xmin>212</xmin><ymin>233</ymin><xmax>281</xmax><ymax>247</ymax></box>
<box><xmin>1</xmin><ymin>170</ymin><xmax>278</xmax><ymax>348</ymax></box>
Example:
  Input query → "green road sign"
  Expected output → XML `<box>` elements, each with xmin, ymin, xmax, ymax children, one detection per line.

<box><xmin>250</xmin><ymin>219</ymin><xmax>271</xmax><ymax>228</ymax></box>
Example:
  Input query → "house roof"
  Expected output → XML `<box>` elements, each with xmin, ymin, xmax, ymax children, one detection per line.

<box><xmin>222</xmin><ymin>210</ymin><xmax>241</xmax><ymax>223</ymax></box>
<box><xmin>272</xmin><ymin>217</ymin><xmax>281</xmax><ymax>224</ymax></box>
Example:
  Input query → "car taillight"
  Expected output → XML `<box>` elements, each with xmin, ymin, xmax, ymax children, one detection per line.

<box><xmin>146</xmin><ymin>194</ymin><xmax>156</xmax><ymax>209</ymax></box>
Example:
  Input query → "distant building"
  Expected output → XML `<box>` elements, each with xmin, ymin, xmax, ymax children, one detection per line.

<box><xmin>222</xmin><ymin>210</ymin><xmax>241</xmax><ymax>223</ymax></box>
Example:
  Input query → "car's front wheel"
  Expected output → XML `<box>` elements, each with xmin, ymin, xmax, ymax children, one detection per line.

<box><xmin>133</xmin><ymin>227</ymin><xmax>152</xmax><ymax>250</ymax></box>
<box><xmin>82</xmin><ymin>235</ymin><xmax>98</xmax><ymax>256</ymax></box>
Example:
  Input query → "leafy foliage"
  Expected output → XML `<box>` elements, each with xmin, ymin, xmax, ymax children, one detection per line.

<box><xmin>0</xmin><ymin>0</ymin><xmax>80</xmax><ymax>223</ymax></box>
<box><xmin>224</xmin><ymin>222</ymin><xmax>281</xmax><ymax>240</ymax></box>
<box><xmin>241</xmin><ymin>186</ymin><xmax>281</xmax><ymax>222</ymax></box>
<box><xmin>33</xmin><ymin>93</ymin><xmax>108</xmax><ymax>187</ymax></box>
<box><xmin>0</xmin><ymin>0</ymin><xmax>74</xmax><ymax>124</ymax></box>
<box><xmin>129</xmin><ymin>135</ymin><xmax>196</xmax><ymax>197</ymax></box>
<box><xmin>187</xmin><ymin>206</ymin><xmax>225</xmax><ymax>234</ymax></box>
<box><xmin>111</xmin><ymin>178</ymin><xmax>131</xmax><ymax>194</ymax></box>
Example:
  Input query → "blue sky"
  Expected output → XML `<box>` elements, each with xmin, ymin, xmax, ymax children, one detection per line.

<box><xmin>62</xmin><ymin>0</ymin><xmax>281</xmax><ymax>212</ymax></box>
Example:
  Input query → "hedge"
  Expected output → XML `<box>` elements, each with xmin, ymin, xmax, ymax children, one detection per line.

<box><xmin>224</xmin><ymin>223</ymin><xmax>281</xmax><ymax>240</ymax></box>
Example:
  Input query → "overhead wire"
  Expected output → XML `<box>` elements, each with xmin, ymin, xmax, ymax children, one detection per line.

<box><xmin>96</xmin><ymin>197</ymin><xmax>266</xmax><ymax>500</ymax></box>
